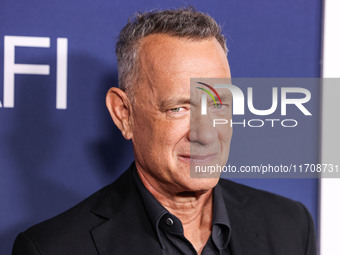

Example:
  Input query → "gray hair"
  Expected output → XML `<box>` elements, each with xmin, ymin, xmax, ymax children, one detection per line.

<box><xmin>116</xmin><ymin>7</ymin><xmax>227</xmax><ymax>97</ymax></box>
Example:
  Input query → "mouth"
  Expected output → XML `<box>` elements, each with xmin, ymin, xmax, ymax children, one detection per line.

<box><xmin>178</xmin><ymin>153</ymin><xmax>218</xmax><ymax>165</ymax></box>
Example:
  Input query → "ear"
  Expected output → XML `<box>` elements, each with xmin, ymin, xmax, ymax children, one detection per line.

<box><xmin>106</xmin><ymin>87</ymin><xmax>133</xmax><ymax>140</ymax></box>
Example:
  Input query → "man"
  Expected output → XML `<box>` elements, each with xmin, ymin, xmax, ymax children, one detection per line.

<box><xmin>13</xmin><ymin>7</ymin><xmax>316</xmax><ymax>255</ymax></box>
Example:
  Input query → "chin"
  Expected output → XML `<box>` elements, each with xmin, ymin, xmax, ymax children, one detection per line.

<box><xmin>173</xmin><ymin>161</ymin><xmax>220</xmax><ymax>192</ymax></box>
<box><xmin>182</xmin><ymin>177</ymin><xmax>219</xmax><ymax>192</ymax></box>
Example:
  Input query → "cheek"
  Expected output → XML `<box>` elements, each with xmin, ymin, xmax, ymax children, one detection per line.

<box><xmin>134</xmin><ymin>117</ymin><xmax>185</xmax><ymax>151</ymax></box>
<box><xmin>157</xmin><ymin>120</ymin><xmax>188</xmax><ymax>148</ymax></box>
<box><xmin>217</xmin><ymin>125</ymin><xmax>232</xmax><ymax>145</ymax></box>
<box><xmin>152</xmin><ymin>122</ymin><xmax>189</xmax><ymax>163</ymax></box>
<box><xmin>131</xmin><ymin>113</ymin><xmax>158</xmax><ymax>154</ymax></box>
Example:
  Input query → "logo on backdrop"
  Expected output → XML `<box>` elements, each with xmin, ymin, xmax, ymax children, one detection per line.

<box><xmin>0</xmin><ymin>36</ymin><xmax>68</xmax><ymax>110</ymax></box>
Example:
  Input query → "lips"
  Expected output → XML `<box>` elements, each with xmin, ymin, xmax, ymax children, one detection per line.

<box><xmin>179</xmin><ymin>153</ymin><xmax>218</xmax><ymax>164</ymax></box>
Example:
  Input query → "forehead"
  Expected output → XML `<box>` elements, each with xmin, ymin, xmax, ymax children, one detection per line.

<box><xmin>138</xmin><ymin>34</ymin><xmax>230</xmax><ymax>80</ymax></box>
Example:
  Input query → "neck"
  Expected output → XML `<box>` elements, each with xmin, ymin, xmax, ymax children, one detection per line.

<box><xmin>136</xmin><ymin>167</ymin><xmax>213</xmax><ymax>226</ymax></box>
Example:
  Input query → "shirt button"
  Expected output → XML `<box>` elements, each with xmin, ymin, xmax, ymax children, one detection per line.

<box><xmin>166</xmin><ymin>217</ymin><xmax>174</xmax><ymax>226</ymax></box>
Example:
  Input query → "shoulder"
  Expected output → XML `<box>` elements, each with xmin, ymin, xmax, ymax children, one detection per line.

<box><xmin>218</xmin><ymin>179</ymin><xmax>316</xmax><ymax>254</ymax></box>
<box><xmin>13</xmin><ymin>167</ymin><xmax>135</xmax><ymax>254</ymax></box>
<box><xmin>219</xmin><ymin>178</ymin><xmax>311</xmax><ymax>218</ymax></box>
<box><xmin>12</xmin><ymin>184</ymin><xmax>110</xmax><ymax>255</ymax></box>
<box><xmin>27</xmin><ymin>183</ymin><xmax>110</xmax><ymax>233</ymax></box>
<box><xmin>219</xmin><ymin>178</ymin><xmax>315</xmax><ymax>246</ymax></box>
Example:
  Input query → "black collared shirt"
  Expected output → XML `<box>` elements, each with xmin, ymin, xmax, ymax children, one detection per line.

<box><xmin>133</xmin><ymin>167</ymin><xmax>232</xmax><ymax>254</ymax></box>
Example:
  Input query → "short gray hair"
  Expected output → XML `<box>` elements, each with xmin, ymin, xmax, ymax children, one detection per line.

<box><xmin>116</xmin><ymin>7</ymin><xmax>227</xmax><ymax>97</ymax></box>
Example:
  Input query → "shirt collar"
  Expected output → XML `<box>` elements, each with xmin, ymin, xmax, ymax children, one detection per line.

<box><xmin>211</xmin><ymin>183</ymin><xmax>232</xmax><ymax>250</ymax></box>
<box><xmin>212</xmin><ymin>183</ymin><xmax>231</xmax><ymax>227</ymax></box>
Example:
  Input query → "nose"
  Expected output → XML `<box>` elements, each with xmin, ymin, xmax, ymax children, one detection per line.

<box><xmin>189</xmin><ymin>115</ymin><xmax>218</xmax><ymax>146</ymax></box>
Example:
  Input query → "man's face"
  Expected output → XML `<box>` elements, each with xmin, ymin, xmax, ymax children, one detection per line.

<box><xmin>130</xmin><ymin>34</ymin><xmax>232</xmax><ymax>193</ymax></box>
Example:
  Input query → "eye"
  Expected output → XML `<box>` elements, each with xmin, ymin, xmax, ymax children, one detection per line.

<box><xmin>211</xmin><ymin>103</ymin><xmax>230</xmax><ymax>113</ymax></box>
<box><xmin>170</xmin><ymin>107</ymin><xmax>183</xmax><ymax>112</ymax></box>
<box><xmin>214</xmin><ymin>103</ymin><xmax>222</xmax><ymax>109</ymax></box>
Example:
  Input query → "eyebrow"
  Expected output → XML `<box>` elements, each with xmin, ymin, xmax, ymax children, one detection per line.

<box><xmin>160</xmin><ymin>97</ymin><xmax>191</xmax><ymax>109</ymax></box>
<box><xmin>204</xmin><ymin>93</ymin><xmax>232</xmax><ymax>104</ymax></box>
<box><xmin>215</xmin><ymin>94</ymin><xmax>232</xmax><ymax>102</ymax></box>
<box><xmin>159</xmin><ymin>91</ymin><xmax>232</xmax><ymax>109</ymax></box>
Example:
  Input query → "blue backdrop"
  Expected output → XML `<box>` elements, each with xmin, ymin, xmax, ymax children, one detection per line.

<box><xmin>0</xmin><ymin>0</ymin><xmax>322</xmax><ymax>254</ymax></box>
